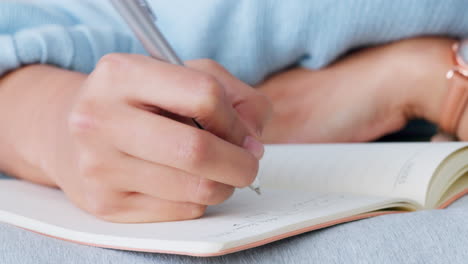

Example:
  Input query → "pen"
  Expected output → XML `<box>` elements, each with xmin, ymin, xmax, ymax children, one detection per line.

<box><xmin>110</xmin><ymin>0</ymin><xmax>261</xmax><ymax>195</ymax></box>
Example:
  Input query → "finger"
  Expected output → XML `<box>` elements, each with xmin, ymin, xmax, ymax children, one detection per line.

<box><xmin>186</xmin><ymin>59</ymin><xmax>273</xmax><ymax>137</ymax></box>
<box><xmin>94</xmin><ymin>53</ymin><xmax>248</xmax><ymax>146</ymax></box>
<box><xmin>94</xmin><ymin>192</ymin><xmax>207</xmax><ymax>223</ymax></box>
<box><xmin>108</xmin><ymin>155</ymin><xmax>235</xmax><ymax>205</ymax></box>
<box><xmin>108</xmin><ymin>105</ymin><xmax>259</xmax><ymax>188</ymax></box>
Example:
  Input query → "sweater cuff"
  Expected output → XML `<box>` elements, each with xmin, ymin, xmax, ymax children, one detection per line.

<box><xmin>0</xmin><ymin>35</ymin><xmax>21</xmax><ymax>76</ymax></box>
<box><xmin>0</xmin><ymin>24</ymin><xmax>144</xmax><ymax>77</ymax></box>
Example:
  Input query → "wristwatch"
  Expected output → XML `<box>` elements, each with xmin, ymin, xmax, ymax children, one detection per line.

<box><xmin>438</xmin><ymin>39</ymin><xmax>468</xmax><ymax>138</ymax></box>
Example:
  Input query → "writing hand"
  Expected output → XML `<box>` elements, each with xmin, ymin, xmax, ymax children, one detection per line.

<box><xmin>0</xmin><ymin>55</ymin><xmax>271</xmax><ymax>223</ymax></box>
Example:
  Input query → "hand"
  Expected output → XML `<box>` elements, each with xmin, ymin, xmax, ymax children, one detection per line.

<box><xmin>0</xmin><ymin>55</ymin><xmax>271</xmax><ymax>223</ymax></box>
<box><xmin>258</xmin><ymin>37</ymin><xmax>456</xmax><ymax>143</ymax></box>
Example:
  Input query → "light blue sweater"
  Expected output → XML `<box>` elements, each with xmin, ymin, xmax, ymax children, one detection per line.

<box><xmin>0</xmin><ymin>0</ymin><xmax>468</xmax><ymax>85</ymax></box>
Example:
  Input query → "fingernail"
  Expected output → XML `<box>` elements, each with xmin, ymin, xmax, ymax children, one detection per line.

<box><xmin>243</xmin><ymin>136</ymin><xmax>264</xmax><ymax>160</ymax></box>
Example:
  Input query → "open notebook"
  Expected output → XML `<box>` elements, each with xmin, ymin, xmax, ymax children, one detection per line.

<box><xmin>0</xmin><ymin>142</ymin><xmax>467</xmax><ymax>256</ymax></box>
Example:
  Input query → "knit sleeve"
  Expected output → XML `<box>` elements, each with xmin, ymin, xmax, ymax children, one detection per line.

<box><xmin>133</xmin><ymin>0</ymin><xmax>468</xmax><ymax>85</ymax></box>
<box><xmin>1</xmin><ymin>0</ymin><xmax>468</xmax><ymax>85</ymax></box>
<box><xmin>0</xmin><ymin>0</ymin><xmax>145</xmax><ymax>76</ymax></box>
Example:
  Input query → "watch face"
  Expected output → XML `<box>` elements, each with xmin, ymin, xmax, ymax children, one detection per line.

<box><xmin>458</xmin><ymin>39</ymin><xmax>468</xmax><ymax>68</ymax></box>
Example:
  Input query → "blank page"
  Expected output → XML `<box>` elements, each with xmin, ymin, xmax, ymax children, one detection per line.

<box><xmin>258</xmin><ymin>143</ymin><xmax>468</xmax><ymax>206</ymax></box>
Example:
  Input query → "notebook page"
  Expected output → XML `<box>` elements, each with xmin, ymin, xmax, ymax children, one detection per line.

<box><xmin>258</xmin><ymin>143</ymin><xmax>468</xmax><ymax>206</ymax></box>
<box><xmin>0</xmin><ymin>179</ymin><xmax>399</xmax><ymax>254</ymax></box>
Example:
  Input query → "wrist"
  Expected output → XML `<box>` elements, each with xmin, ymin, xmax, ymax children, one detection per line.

<box><xmin>0</xmin><ymin>65</ymin><xmax>86</xmax><ymax>186</ymax></box>
<box><xmin>396</xmin><ymin>38</ymin><xmax>456</xmax><ymax>125</ymax></box>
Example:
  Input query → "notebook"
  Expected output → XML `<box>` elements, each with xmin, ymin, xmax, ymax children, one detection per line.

<box><xmin>0</xmin><ymin>142</ymin><xmax>467</xmax><ymax>256</ymax></box>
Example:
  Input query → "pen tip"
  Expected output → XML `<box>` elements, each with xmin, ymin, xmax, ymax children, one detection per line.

<box><xmin>248</xmin><ymin>185</ymin><xmax>262</xmax><ymax>195</ymax></box>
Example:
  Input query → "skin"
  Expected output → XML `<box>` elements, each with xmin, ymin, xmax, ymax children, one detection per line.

<box><xmin>259</xmin><ymin>37</ymin><xmax>460</xmax><ymax>143</ymax></box>
<box><xmin>0</xmin><ymin>55</ymin><xmax>271</xmax><ymax>223</ymax></box>
<box><xmin>0</xmin><ymin>37</ymin><xmax>463</xmax><ymax>223</ymax></box>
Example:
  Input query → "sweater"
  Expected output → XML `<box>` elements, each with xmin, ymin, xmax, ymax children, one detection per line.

<box><xmin>0</xmin><ymin>0</ymin><xmax>467</xmax><ymax>85</ymax></box>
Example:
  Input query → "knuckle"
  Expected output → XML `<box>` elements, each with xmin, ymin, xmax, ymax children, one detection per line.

<box><xmin>76</xmin><ymin>152</ymin><xmax>107</xmax><ymax>180</ymax></box>
<box><xmin>87</xmin><ymin>54</ymin><xmax>138</xmax><ymax>98</ymax></box>
<box><xmin>193</xmin><ymin>74</ymin><xmax>224</xmax><ymax>116</ymax></box>
<box><xmin>194</xmin><ymin>59</ymin><xmax>223</xmax><ymax>72</ymax></box>
<box><xmin>81</xmin><ymin>185</ymin><xmax>118</xmax><ymax>218</ymax></box>
<box><xmin>188</xmin><ymin>204</ymin><xmax>207</xmax><ymax>219</ymax></box>
<box><xmin>195</xmin><ymin>74</ymin><xmax>221</xmax><ymax>95</ymax></box>
<box><xmin>193</xmin><ymin>179</ymin><xmax>221</xmax><ymax>205</ymax></box>
<box><xmin>96</xmin><ymin>53</ymin><xmax>126</xmax><ymax>71</ymax></box>
<box><xmin>93</xmin><ymin>53</ymin><xmax>132</xmax><ymax>80</ymax></box>
<box><xmin>177</xmin><ymin>131</ymin><xmax>210</xmax><ymax>168</ymax></box>
<box><xmin>85</xmin><ymin>200</ymin><xmax>116</xmax><ymax>219</ymax></box>
<box><xmin>68</xmin><ymin>102</ymin><xmax>100</xmax><ymax>137</ymax></box>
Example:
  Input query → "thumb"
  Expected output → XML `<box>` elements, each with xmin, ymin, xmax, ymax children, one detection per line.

<box><xmin>232</xmin><ymin>92</ymin><xmax>272</xmax><ymax>138</ymax></box>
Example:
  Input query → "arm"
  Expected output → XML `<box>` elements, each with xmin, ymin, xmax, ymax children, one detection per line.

<box><xmin>258</xmin><ymin>37</ymin><xmax>456</xmax><ymax>143</ymax></box>
<box><xmin>0</xmin><ymin>65</ymin><xmax>82</xmax><ymax>186</ymax></box>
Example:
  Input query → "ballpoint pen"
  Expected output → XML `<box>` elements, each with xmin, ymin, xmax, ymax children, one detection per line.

<box><xmin>110</xmin><ymin>0</ymin><xmax>261</xmax><ymax>195</ymax></box>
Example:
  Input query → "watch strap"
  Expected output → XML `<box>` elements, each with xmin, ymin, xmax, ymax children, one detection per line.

<box><xmin>439</xmin><ymin>69</ymin><xmax>468</xmax><ymax>135</ymax></box>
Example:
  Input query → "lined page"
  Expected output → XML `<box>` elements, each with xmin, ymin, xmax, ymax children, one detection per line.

<box><xmin>258</xmin><ymin>143</ymin><xmax>468</xmax><ymax>206</ymax></box>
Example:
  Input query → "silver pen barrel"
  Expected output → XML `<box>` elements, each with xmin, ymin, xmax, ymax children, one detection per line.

<box><xmin>111</xmin><ymin>0</ymin><xmax>204</xmax><ymax>130</ymax></box>
<box><xmin>110</xmin><ymin>0</ymin><xmax>183</xmax><ymax>65</ymax></box>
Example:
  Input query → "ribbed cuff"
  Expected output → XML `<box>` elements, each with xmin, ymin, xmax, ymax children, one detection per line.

<box><xmin>0</xmin><ymin>35</ymin><xmax>20</xmax><ymax>76</ymax></box>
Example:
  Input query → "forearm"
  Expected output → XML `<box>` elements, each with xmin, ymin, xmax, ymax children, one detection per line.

<box><xmin>258</xmin><ymin>37</ymin><xmax>456</xmax><ymax>143</ymax></box>
<box><xmin>0</xmin><ymin>65</ymin><xmax>85</xmax><ymax>186</ymax></box>
<box><xmin>257</xmin><ymin>55</ymin><xmax>411</xmax><ymax>143</ymax></box>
